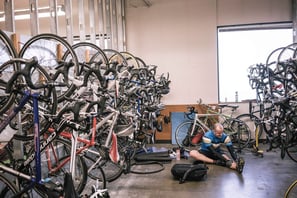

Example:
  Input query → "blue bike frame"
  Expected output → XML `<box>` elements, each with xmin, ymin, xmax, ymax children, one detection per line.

<box><xmin>0</xmin><ymin>90</ymin><xmax>43</xmax><ymax>184</ymax></box>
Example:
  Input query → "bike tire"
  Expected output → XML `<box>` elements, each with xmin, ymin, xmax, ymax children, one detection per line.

<box><xmin>99</xmin><ymin>154</ymin><xmax>124</xmax><ymax>182</ymax></box>
<box><xmin>223</xmin><ymin>118</ymin><xmax>251</xmax><ymax>150</ymax></box>
<box><xmin>286</xmin><ymin>141</ymin><xmax>297</xmax><ymax>163</ymax></box>
<box><xmin>102</xmin><ymin>49</ymin><xmax>128</xmax><ymax>66</ymax></box>
<box><xmin>0</xmin><ymin>173</ymin><xmax>19</xmax><ymax>197</ymax></box>
<box><xmin>130</xmin><ymin>161</ymin><xmax>165</xmax><ymax>174</ymax></box>
<box><xmin>93</xmin><ymin>131</ymin><xmax>127</xmax><ymax>182</ymax></box>
<box><xmin>285</xmin><ymin>179</ymin><xmax>297</xmax><ymax>198</ymax></box>
<box><xmin>37</xmin><ymin>137</ymin><xmax>88</xmax><ymax>194</ymax></box>
<box><xmin>175</xmin><ymin>121</ymin><xmax>205</xmax><ymax>148</ymax></box>
<box><xmin>235</xmin><ymin>113</ymin><xmax>263</xmax><ymax>141</ymax></box>
<box><xmin>82</xmin><ymin>148</ymin><xmax>107</xmax><ymax>190</ymax></box>
<box><xmin>67</xmin><ymin>42</ymin><xmax>109</xmax><ymax>65</ymax></box>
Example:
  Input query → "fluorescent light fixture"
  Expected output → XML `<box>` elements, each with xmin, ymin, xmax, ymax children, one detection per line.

<box><xmin>0</xmin><ymin>5</ymin><xmax>65</xmax><ymax>22</ymax></box>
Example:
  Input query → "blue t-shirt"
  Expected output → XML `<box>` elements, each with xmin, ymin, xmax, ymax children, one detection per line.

<box><xmin>200</xmin><ymin>130</ymin><xmax>232</xmax><ymax>152</ymax></box>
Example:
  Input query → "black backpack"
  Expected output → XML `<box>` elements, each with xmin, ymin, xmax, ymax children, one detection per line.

<box><xmin>171</xmin><ymin>163</ymin><xmax>208</xmax><ymax>184</ymax></box>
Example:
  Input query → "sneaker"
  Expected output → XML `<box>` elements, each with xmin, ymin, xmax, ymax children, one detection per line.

<box><xmin>236</xmin><ymin>157</ymin><xmax>245</xmax><ymax>174</ymax></box>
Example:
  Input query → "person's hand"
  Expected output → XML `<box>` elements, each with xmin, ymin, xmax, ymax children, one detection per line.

<box><xmin>230</xmin><ymin>161</ymin><xmax>237</xmax><ymax>169</ymax></box>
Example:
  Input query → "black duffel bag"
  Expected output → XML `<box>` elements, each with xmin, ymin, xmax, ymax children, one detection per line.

<box><xmin>171</xmin><ymin>163</ymin><xmax>208</xmax><ymax>184</ymax></box>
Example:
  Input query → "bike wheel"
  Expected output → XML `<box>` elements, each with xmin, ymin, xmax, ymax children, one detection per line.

<box><xmin>285</xmin><ymin>179</ymin><xmax>297</xmax><ymax>198</ymax></box>
<box><xmin>37</xmin><ymin>137</ymin><xmax>88</xmax><ymax>194</ymax></box>
<box><xmin>96</xmin><ymin>137</ymin><xmax>125</xmax><ymax>182</ymax></box>
<box><xmin>175</xmin><ymin>121</ymin><xmax>205</xmax><ymax>148</ymax></box>
<box><xmin>119</xmin><ymin>51</ymin><xmax>140</xmax><ymax>69</ymax></box>
<box><xmin>0</xmin><ymin>173</ymin><xmax>19</xmax><ymax>197</ymax></box>
<box><xmin>82</xmin><ymin>147</ymin><xmax>107</xmax><ymax>190</ymax></box>
<box><xmin>130</xmin><ymin>161</ymin><xmax>165</xmax><ymax>174</ymax></box>
<box><xmin>236</xmin><ymin>113</ymin><xmax>263</xmax><ymax>141</ymax></box>
<box><xmin>223</xmin><ymin>118</ymin><xmax>251</xmax><ymax>150</ymax></box>
<box><xmin>18</xmin><ymin>33</ymin><xmax>79</xmax><ymax>103</ymax></box>
<box><xmin>67</xmin><ymin>42</ymin><xmax>109</xmax><ymax>66</ymax></box>
<box><xmin>103</xmin><ymin>49</ymin><xmax>128</xmax><ymax>66</ymax></box>
<box><xmin>98</xmin><ymin>153</ymin><xmax>124</xmax><ymax>182</ymax></box>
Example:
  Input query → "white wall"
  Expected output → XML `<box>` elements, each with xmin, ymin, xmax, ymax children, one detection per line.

<box><xmin>125</xmin><ymin>0</ymin><xmax>292</xmax><ymax>105</ymax></box>
<box><xmin>217</xmin><ymin>0</ymin><xmax>291</xmax><ymax>26</ymax></box>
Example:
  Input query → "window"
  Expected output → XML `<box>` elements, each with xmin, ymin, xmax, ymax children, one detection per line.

<box><xmin>217</xmin><ymin>23</ymin><xmax>293</xmax><ymax>103</ymax></box>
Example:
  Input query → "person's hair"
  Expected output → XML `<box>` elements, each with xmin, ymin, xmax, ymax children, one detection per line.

<box><xmin>213</xmin><ymin>123</ymin><xmax>224</xmax><ymax>131</ymax></box>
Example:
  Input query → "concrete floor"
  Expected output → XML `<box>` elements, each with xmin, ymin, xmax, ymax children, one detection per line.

<box><xmin>83</xmin><ymin>143</ymin><xmax>297</xmax><ymax>198</ymax></box>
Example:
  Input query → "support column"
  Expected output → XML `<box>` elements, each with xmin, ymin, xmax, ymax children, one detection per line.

<box><xmin>293</xmin><ymin>0</ymin><xmax>297</xmax><ymax>42</ymax></box>
<box><xmin>105</xmin><ymin>0</ymin><xmax>112</xmax><ymax>49</ymax></box>
<box><xmin>110</xmin><ymin>0</ymin><xmax>118</xmax><ymax>50</ymax></box>
<box><xmin>49</xmin><ymin>0</ymin><xmax>58</xmax><ymax>35</ymax></box>
<box><xmin>29</xmin><ymin>0</ymin><xmax>39</xmax><ymax>36</ymax></box>
<box><xmin>97</xmin><ymin>0</ymin><xmax>105</xmax><ymax>48</ymax></box>
<box><xmin>64</xmin><ymin>0</ymin><xmax>73</xmax><ymax>44</ymax></box>
<box><xmin>89</xmin><ymin>0</ymin><xmax>96</xmax><ymax>44</ymax></box>
<box><xmin>4</xmin><ymin>0</ymin><xmax>15</xmax><ymax>32</ymax></box>
<box><xmin>78</xmin><ymin>0</ymin><xmax>86</xmax><ymax>41</ymax></box>
<box><xmin>116</xmin><ymin>0</ymin><xmax>125</xmax><ymax>51</ymax></box>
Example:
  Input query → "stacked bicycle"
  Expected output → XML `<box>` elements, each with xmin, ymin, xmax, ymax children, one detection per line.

<box><xmin>0</xmin><ymin>30</ymin><xmax>171</xmax><ymax>197</ymax></box>
<box><xmin>242</xmin><ymin>43</ymin><xmax>297</xmax><ymax>161</ymax></box>
<box><xmin>240</xmin><ymin>43</ymin><xmax>297</xmax><ymax>197</ymax></box>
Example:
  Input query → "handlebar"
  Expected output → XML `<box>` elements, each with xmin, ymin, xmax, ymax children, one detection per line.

<box><xmin>5</xmin><ymin>57</ymin><xmax>67</xmax><ymax>93</ymax></box>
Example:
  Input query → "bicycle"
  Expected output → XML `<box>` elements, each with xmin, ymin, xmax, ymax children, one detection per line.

<box><xmin>175</xmin><ymin>102</ymin><xmax>251</xmax><ymax>152</ymax></box>
<box><xmin>235</xmin><ymin>99</ymin><xmax>277</xmax><ymax>157</ymax></box>
<box><xmin>90</xmin><ymin>98</ymin><xmax>165</xmax><ymax>182</ymax></box>
<box><xmin>0</xmin><ymin>90</ymin><xmax>67</xmax><ymax>197</ymax></box>
<box><xmin>0</xmin><ymin>57</ymin><xmax>85</xmax><ymax>197</ymax></box>
<box><xmin>40</xmin><ymin>111</ymin><xmax>106</xmax><ymax>194</ymax></box>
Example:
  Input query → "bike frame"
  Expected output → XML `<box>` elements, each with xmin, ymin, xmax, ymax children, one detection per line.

<box><xmin>45</xmin><ymin>114</ymin><xmax>99</xmax><ymax>174</ymax></box>
<box><xmin>0</xmin><ymin>91</ymin><xmax>44</xmax><ymax>190</ymax></box>
<box><xmin>0</xmin><ymin>90</ymin><xmax>83</xmax><ymax>196</ymax></box>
